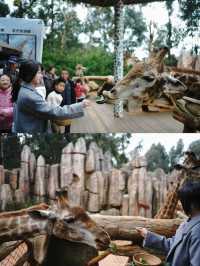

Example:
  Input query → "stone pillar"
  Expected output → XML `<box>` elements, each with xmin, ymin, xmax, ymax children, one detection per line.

<box><xmin>48</xmin><ymin>164</ymin><xmax>59</xmax><ymax>199</ymax></box>
<box><xmin>34</xmin><ymin>155</ymin><xmax>46</xmax><ymax>201</ymax></box>
<box><xmin>0</xmin><ymin>165</ymin><xmax>5</xmax><ymax>185</ymax></box>
<box><xmin>19</xmin><ymin>145</ymin><xmax>31</xmax><ymax>198</ymax></box>
<box><xmin>122</xmin><ymin>194</ymin><xmax>129</xmax><ymax>216</ymax></box>
<box><xmin>108</xmin><ymin>169</ymin><xmax>125</xmax><ymax>208</ymax></box>
<box><xmin>69</xmin><ymin>138</ymin><xmax>86</xmax><ymax>206</ymax></box>
<box><xmin>85</xmin><ymin>142</ymin><xmax>96</xmax><ymax>173</ymax></box>
<box><xmin>0</xmin><ymin>184</ymin><xmax>13</xmax><ymax>211</ymax></box>
<box><xmin>103</xmin><ymin>151</ymin><xmax>112</xmax><ymax>172</ymax></box>
<box><xmin>60</xmin><ymin>142</ymin><xmax>74</xmax><ymax>188</ymax></box>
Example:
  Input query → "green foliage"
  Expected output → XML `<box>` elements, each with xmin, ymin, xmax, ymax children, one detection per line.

<box><xmin>43</xmin><ymin>46</ymin><xmax>114</xmax><ymax>76</ymax></box>
<box><xmin>83</xmin><ymin>5</ymin><xmax>147</xmax><ymax>52</ymax></box>
<box><xmin>169</xmin><ymin>139</ymin><xmax>184</xmax><ymax>169</ymax></box>
<box><xmin>123</xmin><ymin>6</ymin><xmax>147</xmax><ymax>52</ymax></box>
<box><xmin>189</xmin><ymin>140</ymin><xmax>200</xmax><ymax>159</ymax></box>
<box><xmin>0</xmin><ymin>0</ymin><xmax>10</xmax><ymax>17</ymax></box>
<box><xmin>145</xmin><ymin>143</ymin><xmax>170</xmax><ymax>173</ymax></box>
<box><xmin>1</xmin><ymin>134</ymin><xmax>131</xmax><ymax>169</ymax></box>
<box><xmin>4</xmin><ymin>198</ymin><xmax>39</xmax><ymax>211</ymax></box>
<box><xmin>12</xmin><ymin>0</ymin><xmax>38</xmax><ymax>18</ymax></box>
<box><xmin>179</xmin><ymin>0</ymin><xmax>200</xmax><ymax>32</ymax></box>
<box><xmin>0</xmin><ymin>135</ymin><xmax>22</xmax><ymax>170</ymax></box>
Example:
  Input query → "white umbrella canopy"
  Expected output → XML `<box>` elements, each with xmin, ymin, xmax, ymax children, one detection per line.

<box><xmin>70</xmin><ymin>0</ymin><xmax>166</xmax><ymax>7</ymax></box>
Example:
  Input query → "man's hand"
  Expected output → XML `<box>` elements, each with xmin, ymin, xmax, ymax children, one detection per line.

<box><xmin>82</xmin><ymin>99</ymin><xmax>91</xmax><ymax>108</ymax></box>
<box><xmin>136</xmin><ymin>227</ymin><xmax>148</xmax><ymax>238</ymax></box>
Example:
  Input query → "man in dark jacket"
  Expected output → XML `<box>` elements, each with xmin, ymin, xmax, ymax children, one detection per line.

<box><xmin>3</xmin><ymin>55</ymin><xmax>19</xmax><ymax>85</ymax></box>
<box><xmin>60</xmin><ymin>69</ymin><xmax>76</xmax><ymax>132</ymax></box>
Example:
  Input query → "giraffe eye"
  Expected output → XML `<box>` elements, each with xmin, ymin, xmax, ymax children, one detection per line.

<box><xmin>64</xmin><ymin>216</ymin><xmax>76</xmax><ymax>223</ymax></box>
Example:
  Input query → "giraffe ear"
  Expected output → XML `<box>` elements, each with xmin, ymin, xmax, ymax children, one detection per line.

<box><xmin>28</xmin><ymin>210</ymin><xmax>57</xmax><ymax>220</ymax></box>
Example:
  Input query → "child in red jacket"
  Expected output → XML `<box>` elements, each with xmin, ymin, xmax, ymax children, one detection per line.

<box><xmin>74</xmin><ymin>79</ymin><xmax>87</xmax><ymax>102</ymax></box>
<box><xmin>0</xmin><ymin>74</ymin><xmax>13</xmax><ymax>133</ymax></box>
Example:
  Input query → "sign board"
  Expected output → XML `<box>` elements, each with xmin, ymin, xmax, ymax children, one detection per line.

<box><xmin>0</xmin><ymin>17</ymin><xmax>45</xmax><ymax>62</ymax></box>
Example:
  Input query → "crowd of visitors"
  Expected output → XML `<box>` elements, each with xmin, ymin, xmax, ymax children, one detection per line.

<box><xmin>0</xmin><ymin>56</ymin><xmax>91</xmax><ymax>133</ymax></box>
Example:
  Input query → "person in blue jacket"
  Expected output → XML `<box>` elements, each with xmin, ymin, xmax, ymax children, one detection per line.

<box><xmin>137</xmin><ymin>180</ymin><xmax>200</xmax><ymax>266</ymax></box>
<box><xmin>12</xmin><ymin>60</ymin><xmax>90</xmax><ymax>133</ymax></box>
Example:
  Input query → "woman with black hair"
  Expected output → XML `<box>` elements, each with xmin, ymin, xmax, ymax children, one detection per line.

<box><xmin>137</xmin><ymin>180</ymin><xmax>200</xmax><ymax>266</ymax></box>
<box><xmin>12</xmin><ymin>60</ymin><xmax>90</xmax><ymax>133</ymax></box>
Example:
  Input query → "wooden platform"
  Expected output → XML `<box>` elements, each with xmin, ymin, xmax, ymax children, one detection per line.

<box><xmin>71</xmin><ymin>96</ymin><xmax>183</xmax><ymax>133</ymax></box>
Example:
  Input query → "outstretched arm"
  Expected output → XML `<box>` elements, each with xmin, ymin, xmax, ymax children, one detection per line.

<box><xmin>136</xmin><ymin>227</ymin><xmax>175</xmax><ymax>255</ymax></box>
<box><xmin>21</xmin><ymin>94</ymin><xmax>90</xmax><ymax>120</ymax></box>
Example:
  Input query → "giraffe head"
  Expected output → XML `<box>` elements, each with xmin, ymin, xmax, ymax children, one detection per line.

<box><xmin>103</xmin><ymin>47</ymin><xmax>173</xmax><ymax>117</ymax></box>
<box><xmin>29</xmin><ymin>189</ymin><xmax>110</xmax><ymax>251</ymax></box>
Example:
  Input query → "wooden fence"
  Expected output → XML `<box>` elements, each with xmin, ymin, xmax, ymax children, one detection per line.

<box><xmin>0</xmin><ymin>138</ymin><xmax>177</xmax><ymax>217</ymax></box>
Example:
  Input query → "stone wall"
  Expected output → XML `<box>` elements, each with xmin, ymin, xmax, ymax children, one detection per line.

<box><xmin>0</xmin><ymin>138</ymin><xmax>176</xmax><ymax>217</ymax></box>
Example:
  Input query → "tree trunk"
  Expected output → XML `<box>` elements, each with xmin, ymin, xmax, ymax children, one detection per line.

<box><xmin>91</xmin><ymin>215</ymin><xmax>182</xmax><ymax>243</ymax></box>
<box><xmin>114</xmin><ymin>0</ymin><xmax>124</xmax><ymax>82</ymax></box>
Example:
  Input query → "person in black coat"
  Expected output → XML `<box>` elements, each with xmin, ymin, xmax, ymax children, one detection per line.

<box><xmin>60</xmin><ymin>69</ymin><xmax>76</xmax><ymax>133</ymax></box>
<box><xmin>43</xmin><ymin>65</ymin><xmax>57</xmax><ymax>96</ymax></box>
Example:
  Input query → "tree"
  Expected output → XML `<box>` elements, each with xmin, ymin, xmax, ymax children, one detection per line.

<box><xmin>12</xmin><ymin>0</ymin><xmax>38</xmax><ymax>18</ymax></box>
<box><xmin>43</xmin><ymin>46</ymin><xmax>114</xmax><ymax>76</ymax></box>
<box><xmin>0</xmin><ymin>0</ymin><xmax>10</xmax><ymax>17</ymax></box>
<box><xmin>24</xmin><ymin>133</ymin><xmax>131</xmax><ymax>167</ymax></box>
<box><xmin>169</xmin><ymin>139</ymin><xmax>184</xmax><ymax>169</ymax></box>
<box><xmin>179</xmin><ymin>0</ymin><xmax>200</xmax><ymax>32</ymax></box>
<box><xmin>189</xmin><ymin>140</ymin><xmax>200</xmax><ymax>159</ymax></box>
<box><xmin>145</xmin><ymin>143</ymin><xmax>169</xmax><ymax>173</ymax></box>
<box><xmin>0</xmin><ymin>135</ymin><xmax>22</xmax><ymax>169</ymax></box>
<box><xmin>0</xmin><ymin>134</ymin><xmax>131</xmax><ymax>169</ymax></box>
<box><xmin>83</xmin><ymin>5</ymin><xmax>147</xmax><ymax>53</ymax></box>
<box><xmin>178</xmin><ymin>0</ymin><xmax>200</xmax><ymax>52</ymax></box>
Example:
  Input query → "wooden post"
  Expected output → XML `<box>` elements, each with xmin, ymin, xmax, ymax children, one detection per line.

<box><xmin>0</xmin><ymin>165</ymin><xmax>5</xmax><ymax>185</ymax></box>
<box><xmin>122</xmin><ymin>194</ymin><xmax>129</xmax><ymax>216</ymax></box>
<box><xmin>60</xmin><ymin>142</ymin><xmax>74</xmax><ymax>188</ymax></box>
<box><xmin>29</xmin><ymin>152</ymin><xmax>36</xmax><ymax>184</ymax></box>
<box><xmin>9</xmin><ymin>169</ymin><xmax>18</xmax><ymax>191</ymax></box>
<box><xmin>0</xmin><ymin>184</ymin><xmax>13</xmax><ymax>211</ymax></box>
<box><xmin>85</xmin><ymin>142</ymin><xmax>96</xmax><ymax>173</ymax></box>
<box><xmin>103</xmin><ymin>151</ymin><xmax>112</xmax><ymax>172</ymax></box>
<box><xmin>19</xmin><ymin>145</ymin><xmax>31</xmax><ymax>199</ymax></box>
<box><xmin>69</xmin><ymin>138</ymin><xmax>86</xmax><ymax>206</ymax></box>
<box><xmin>108</xmin><ymin>169</ymin><xmax>125</xmax><ymax>208</ymax></box>
<box><xmin>87</xmin><ymin>171</ymin><xmax>100</xmax><ymax>213</ymax></box>
<box><xmin>48</xmin><ymin>164</ymin><xmax>59</xmax><ymax>199</ymax></box>
<box><xmin>34</xmin><ymin>155</ymin><xmax>46</xmax><ymax>201</ymax></box>
<box><xmin>128</xmin><ymin>166</ymin><xmax>139</xmax><ymax>216</ymax></box>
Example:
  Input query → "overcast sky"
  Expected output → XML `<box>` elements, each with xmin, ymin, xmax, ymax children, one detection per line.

<box><xmin>127</xmin><ymin>133</ymin><xmax>200</xmax><ymax>157</ymax></box>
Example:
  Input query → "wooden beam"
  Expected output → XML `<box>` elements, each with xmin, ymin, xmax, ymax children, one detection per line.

<box><xmin>91</xmin><ymin>215</ymin><xmax>183</xmax><ymax>242</ymax></box>
<box><xmin>73</xmin><ymin>76</ymin><xmax>110</xmax><ymax>81</ymax></box>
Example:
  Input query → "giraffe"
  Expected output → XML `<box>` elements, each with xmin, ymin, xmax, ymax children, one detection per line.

<box><xmin>0</xmin><ymin>189</ymin><xmax>110</xmax><ymax>266</ymax></box>
<box><xmin>102</xmin><ymin>46</ymin><xmax>187</xmax><ymax>117</ymax></box>
<box><xmin>154</xmin><ymin>151</ymin><xmax>200</xmax><ymax>219</ymax></box>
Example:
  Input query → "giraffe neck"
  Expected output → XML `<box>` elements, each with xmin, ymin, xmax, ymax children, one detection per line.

<box><xmin>0</xmin><ymin>214</ymin><xmax>49</xmax><ymax>244</ymax></box>
<box><xmin>155</xmin><ymin>181</ymin><xmax>181</xmax><ymax>219</ymax></box>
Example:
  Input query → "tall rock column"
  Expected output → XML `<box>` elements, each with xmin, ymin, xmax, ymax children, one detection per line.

<box><xmin>69</xmin><ymin>138</ymin><xmax>86</xmax><ymax>206</ymax></box>
<box><xmin>34</xmin><ymin>155</ymin><xmax>46</xmax><ymax>201</ymax></box>
<box><xmin>128</xmin><ymin>157</ymin><xmax>152</xmax><ymax>217</ymax></box>
<box><xmin>108</xmin><ymin>169</ymin><xmax>125</xmax><ymax>209</ymax></box>
<box><xmin>19</xmin><ymin>145</ymin><xmax>31</xmax><ymax>199</ymax></box>
<box><xmin>60</xmin><ymin>142</ymin><xmax>74</xmax><ymax>188</ymax></box>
